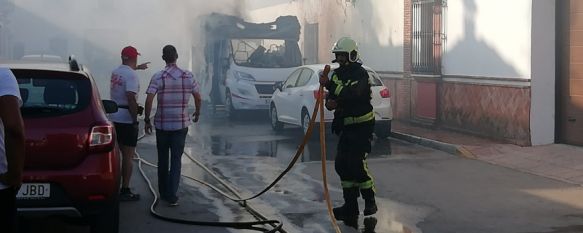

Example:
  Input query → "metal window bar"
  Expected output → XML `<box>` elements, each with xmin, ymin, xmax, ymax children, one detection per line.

<box><xmin>413</xmin><ymin>0</ymin><xmax>447</xmax><ymax>74</ymax></box>
<box><xmin>412</xmin><ymin>0</ymin><xmax>436</xmax><ymax>74</ymax></box>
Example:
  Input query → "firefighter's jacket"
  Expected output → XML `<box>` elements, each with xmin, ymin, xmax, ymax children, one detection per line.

<box><xmin>325</xmin><ymin>63</ymin><xmax>374</xmax><ymax>134</ymax></box>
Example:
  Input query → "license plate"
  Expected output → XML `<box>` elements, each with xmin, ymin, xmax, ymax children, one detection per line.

<box><xmin>17</xmin><ymin>183</ymin><xmax>50</xmax><ymax>199</ymax></box>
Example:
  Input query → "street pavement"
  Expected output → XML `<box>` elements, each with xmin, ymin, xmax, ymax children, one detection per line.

<box><xmin>17</xmin><ymin>112</ymin><xmax>583</xmax><ymax>233</ymax></box>
<box><xmin>392</xmin><ymin>121</ymin><xmax>583</xmax><ymax>189</ymax></box>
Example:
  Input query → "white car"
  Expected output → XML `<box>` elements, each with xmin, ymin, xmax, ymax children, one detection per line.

<box><xmin>270</xmin><ymin>64</ymin><xmax>393</xmax><ymax>138</ymax></box>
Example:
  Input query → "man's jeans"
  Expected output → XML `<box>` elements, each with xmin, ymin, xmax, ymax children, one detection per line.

<box><xmin>155</xmin><ymin>128</ymin><xmax>188</xmax><ymax>202</ymax></box>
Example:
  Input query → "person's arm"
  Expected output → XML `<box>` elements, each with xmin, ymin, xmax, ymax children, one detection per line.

<box><xmin>126</xmin><ymin>92</ymin><xmax>139</xmax><ymax>124</ymax></box>
<box><xmin>144</xmin><ymin>93</ymin><xmax>155</xmax><ymax>134</ymax></box>
<box><xmin>335</xmin><ymin>70</ymin><xmax>371</xmax><ymax>101</ymax></box>
<box><xmin>135</xmin><ymin>62</ymin><xmax>150</xmax><ymax>70</ymax></box>
<box><xmin>191</xmin><ymin>75</ymin><xmax>202</xmax><ymax>123</ymax></box>
<box><xmin>324</xmin><ymin>84</ymin><xmax>338</xmax><ymax>111</ymax></box>
<box><xmin>0</xmin><ymin>95</ymin><xmax>25</xmax><ymax>189</ymax></box>
<box><xmin>126</xmin><ymin>74</ymin><xmax>140</xmax><ymax>125</ymax></box>
<box><xmin>192</xmin><ymin>92</ymin><xmax>201</xmax><ymax>123</ymax></box>
<box><xmin>144</xmin><ymin>74</ymin><xmax>159</xmax><ymax>134</ymax></box>
<box><xmin>319</xmin><ymin>68</ymin><xmax>333</xmax><ymax>91</ymax></box>
<box><xmin>324</xmin><ymin>72</ymin><xmax>340</xmax><ymax>111</ymax></box>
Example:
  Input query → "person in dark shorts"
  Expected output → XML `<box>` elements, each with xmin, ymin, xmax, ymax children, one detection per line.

<box><xmin>109</xmin><ymin>46</ymin><xmax>149</xmax><ymax>201</ymax></box>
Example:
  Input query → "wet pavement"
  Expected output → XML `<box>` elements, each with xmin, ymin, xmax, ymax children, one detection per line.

<box><xmin>174</xmin><ymin>111</ymin><xmax>436</xmax><ymax>233</ymax></box>
<box><xmin>17</xmin><ymin>111</ymin><xmax>583</xmax><ymax>233</ymax></box>
<box><xmin>200</xmin><ymin>115</ymin><xmax>392</xmax><ymax>162</ymax></box>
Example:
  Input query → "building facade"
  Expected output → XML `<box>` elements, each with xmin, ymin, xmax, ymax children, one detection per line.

<box><xmin>557</xmin><ymin>1</ymin><xmax>583</xmax><ymax>146</ymax></box>
<box><xmin>398</xmin><ymin>0</ymin><xmax>555</xmax><ymax>146</ymax></box>
<box><xmin>246</xmin><ymin>0</ymin><xmax>571</xmax><ymax>146</ymax></box>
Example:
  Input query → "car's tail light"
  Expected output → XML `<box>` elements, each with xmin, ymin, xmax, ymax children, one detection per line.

<box><xmin>90</xmin><ymin>125</ymin><xmax>113</xmax><ymax>146</ymax></box>
<box><xmin>313</xmin><ymin>90</ymin><xmax>328</xmax><ymax>99</ymax></box>
<box><xmin>88</xmin><ymin>125</ymin><xmax>114</xmax><ymax>152</ymax></box>
<box><xmin>380</xmin><ymin>87</ymin><xmax>390</xmax><ymax>98</ymax></box>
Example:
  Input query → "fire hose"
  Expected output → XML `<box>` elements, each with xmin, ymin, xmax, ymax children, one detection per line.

<box><xmin>134</xmin><ymin>64</ymin><xmax>342</xmax><ymax>233</ymax></box>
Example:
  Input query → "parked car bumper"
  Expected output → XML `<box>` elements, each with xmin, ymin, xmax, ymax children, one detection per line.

<box><xmin>231</xmin><ymin>93</ymin><xmax>272</xmax><ymax>110</ymax></box>
<box><xmin>17</xmin><ymin>151</ymin><xmax>120</xmax><ymax>216</ymax></box>
<box><xmin>374</xmin><ymin>102</ymin><xmax>393</xmax><ymax>120</ymax></box>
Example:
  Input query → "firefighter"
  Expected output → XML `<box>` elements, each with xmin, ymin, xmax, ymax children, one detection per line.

<box><xmin>319</xmin><ymin>37</ymin><xmax>377</xmax><ymax>226</ymax></box>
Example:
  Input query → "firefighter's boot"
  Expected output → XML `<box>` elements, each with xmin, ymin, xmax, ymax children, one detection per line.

<box><xmin>361</xmin><ymin>188</ymin><xmax>378</xmax><ymax>216</ymax></box>
<box><xmin>333</xmin><ymin>188</ymin><xmax>359</xmax><ymax>224</ymax></box>
<box><xmin>363</xmin><ymin>217</ymin><xmax>378</xmax><ymax>233</ymax></box>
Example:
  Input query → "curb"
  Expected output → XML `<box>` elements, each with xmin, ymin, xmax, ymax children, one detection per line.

<box><xmin>390</xmin><ymin>131</ymin><xmax>477</xmax><ymax>159</ymax></box>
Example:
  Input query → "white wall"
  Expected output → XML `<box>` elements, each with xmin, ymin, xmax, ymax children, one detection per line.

<box><xmin>530</xmin><ymin>0</ymin><xmax>555</xmax><ymax>145</ymax></box>
<box><xmin>340</xmin><ymin>0</ymin><xmax>404</xmax><ymax>72</ymax></box>
<box><xmin>443</xmin><ymin>0</ymin><xmax>532</xmax><ymax>79</ymax></box>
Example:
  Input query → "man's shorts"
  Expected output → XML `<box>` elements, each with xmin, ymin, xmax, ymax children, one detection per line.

<box><xmin>114</xmin><ymin>122</ymin><xmax>138</xmax><ymax>147</ymax></box>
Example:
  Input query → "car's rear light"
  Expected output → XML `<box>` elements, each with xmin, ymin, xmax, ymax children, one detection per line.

<box><xmin>313</xmin><ymin>90</ymin><xmax>328</xmax><ymax>99</ymax></box>
<box><xmin>88</xmin><ymin>125</ymin><xmax>114</xmax><ymax>153</ymax></box>
<box><xmin>380</xmin><ymin>87</ymin><xmax>390</xmax><ymax>98</ymax></box>
<box><xmin>90</xmin><ymin>125</ymin><xmax>113</xmax><ymax>146</ymax></box>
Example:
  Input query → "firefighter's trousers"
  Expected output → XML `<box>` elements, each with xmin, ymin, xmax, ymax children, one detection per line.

<box><xmin>335</xmin><ymin>123</ymin><xmax>375</xmax><ymax>192</ymax></box>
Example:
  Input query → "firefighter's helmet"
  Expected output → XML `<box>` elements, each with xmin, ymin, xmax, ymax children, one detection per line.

<box><xmin>332</xmin><ymin>37</ymin><xmax>359</xmax><ymax>62</ymax></box>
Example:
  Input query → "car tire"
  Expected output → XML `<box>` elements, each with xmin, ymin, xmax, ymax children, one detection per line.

<box><xmin>225</xmin><ymin>90</ymin><xmax>237</xmax><ymax>119</ymax></box>
<box><xmin>270</xmin><ymin>105</ymin><xmax>284</xmax><ymax>131</ymax></box>
<box><xmin>90</xmin><ymin>198</ymin><xmax>119</xmax><ymax>233</ymax></box>
<box><xmin>301</xmin><ymin>109</ymin><xmax>311</xmax><ymax>135</ymax></box>
<box><xmin>375</xmin><ymin>120</ymin><xmax>392</xmax><ymax>139</ymax></box>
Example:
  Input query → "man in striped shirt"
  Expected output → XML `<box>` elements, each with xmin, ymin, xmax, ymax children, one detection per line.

<box><xmin>144</xmin><ymin>45</ymin><xmax>201</xmax><ymax>206</ymax></box>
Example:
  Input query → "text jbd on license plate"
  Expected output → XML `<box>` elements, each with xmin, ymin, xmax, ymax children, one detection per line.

<box><xmin>17</xmin><ymin>183</ymin><xmax>50</xmax><ymax>199</ymax></box>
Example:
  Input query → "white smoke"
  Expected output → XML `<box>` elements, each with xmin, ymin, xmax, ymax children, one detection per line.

<box><xmin>2</xmin><ymin>0</ymin><xmax>245</xmax><ymax>99</ymax></box>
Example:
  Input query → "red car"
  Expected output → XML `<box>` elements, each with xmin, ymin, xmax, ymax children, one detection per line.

<box><xmin>2</xmin><ymin>58</ymin><xmax>121</xmax><ymax>233</ymax></box>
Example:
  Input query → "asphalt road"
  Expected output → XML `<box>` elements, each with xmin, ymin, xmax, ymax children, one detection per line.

<box><xmin>16</xmin><ymin>111</ymin><xmax>583</xmax><ymax>233</ymax></box>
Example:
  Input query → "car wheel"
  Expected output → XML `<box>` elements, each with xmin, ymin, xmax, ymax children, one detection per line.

<box><xmin>90</xmin><ymin>198</ymin><xmax>119</xmax><ymax>233</ymax></box>
<box><xmin>302</xmin><ymin>109</ymin><xmax>311</xmax><ymax>135</ymax></box>
<box><xmin>270</xmin><ymin>106</ymin><xmax>284</xmax><ymax>131</ymax></box>
<box><xmin>225</xmin><ymin>90</ymin><xmax>237</xmax><ymax>119</ymax></box>
<box><xmin>375</xmin><ymin>120</ymin><xmax>392</xmax><ymax>139</ymax></box>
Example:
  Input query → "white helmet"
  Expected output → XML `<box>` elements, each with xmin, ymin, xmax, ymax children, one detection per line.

<box><xmin>332</xmin><ymin>37</ymin><xmax>359</xmax><ymax>62</ymax></box>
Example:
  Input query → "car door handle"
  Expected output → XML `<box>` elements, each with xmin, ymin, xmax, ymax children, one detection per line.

<box><xmin>568</xmin><ymin>117</ymin><xmax>576</xmax><ymax>122</ymax></box>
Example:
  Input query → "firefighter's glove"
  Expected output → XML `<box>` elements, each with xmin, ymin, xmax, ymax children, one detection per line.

<box><xmin>319</xmin><ymin>70</ymin><xmax>329</xmax><ymax>86</ymax></box>
<box><xmin>325</xmin><ymin>99</ymin><xmax>337</xmax><ymax>110</ymax></box>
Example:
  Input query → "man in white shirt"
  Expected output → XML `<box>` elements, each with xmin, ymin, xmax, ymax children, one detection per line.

<box><xmin>0</xmin><ymin>67</ymin><xmax>25</xmax><ymax>233</ymax></box>
<box><xmin>110</xmin><ymin>46</ymin><xmax>149</xmax><ymax>201</ymax></box>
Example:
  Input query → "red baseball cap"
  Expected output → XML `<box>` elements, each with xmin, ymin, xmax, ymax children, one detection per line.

<box><xmin>121</xmin><ymin>46</ymin><xmax>140</xmax><ymax>58</ymax></box>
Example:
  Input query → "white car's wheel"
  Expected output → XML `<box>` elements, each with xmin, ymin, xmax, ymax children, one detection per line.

<box><xmin>270</xmin><ymin>106</ymin><xmax>284</xmax><ymax>131</ymax></box>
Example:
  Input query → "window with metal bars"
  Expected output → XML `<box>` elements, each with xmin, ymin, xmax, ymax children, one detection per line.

<box><xmin>412</xmin><ymin>0</ymin><xmax>444</xmax><ymax>74</ymax></box>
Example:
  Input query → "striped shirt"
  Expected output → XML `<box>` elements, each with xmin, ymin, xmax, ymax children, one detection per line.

<box><xmin>146</xmin><ymin>64</ymin><xmax>200</xmax><ymax>131</ymax></box>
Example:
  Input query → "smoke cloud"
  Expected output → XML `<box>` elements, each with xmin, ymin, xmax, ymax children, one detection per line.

<box><xmin>2</xmin><ymin>0</ymin><xmax>245</xmax><ymax>99</ymax></box>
